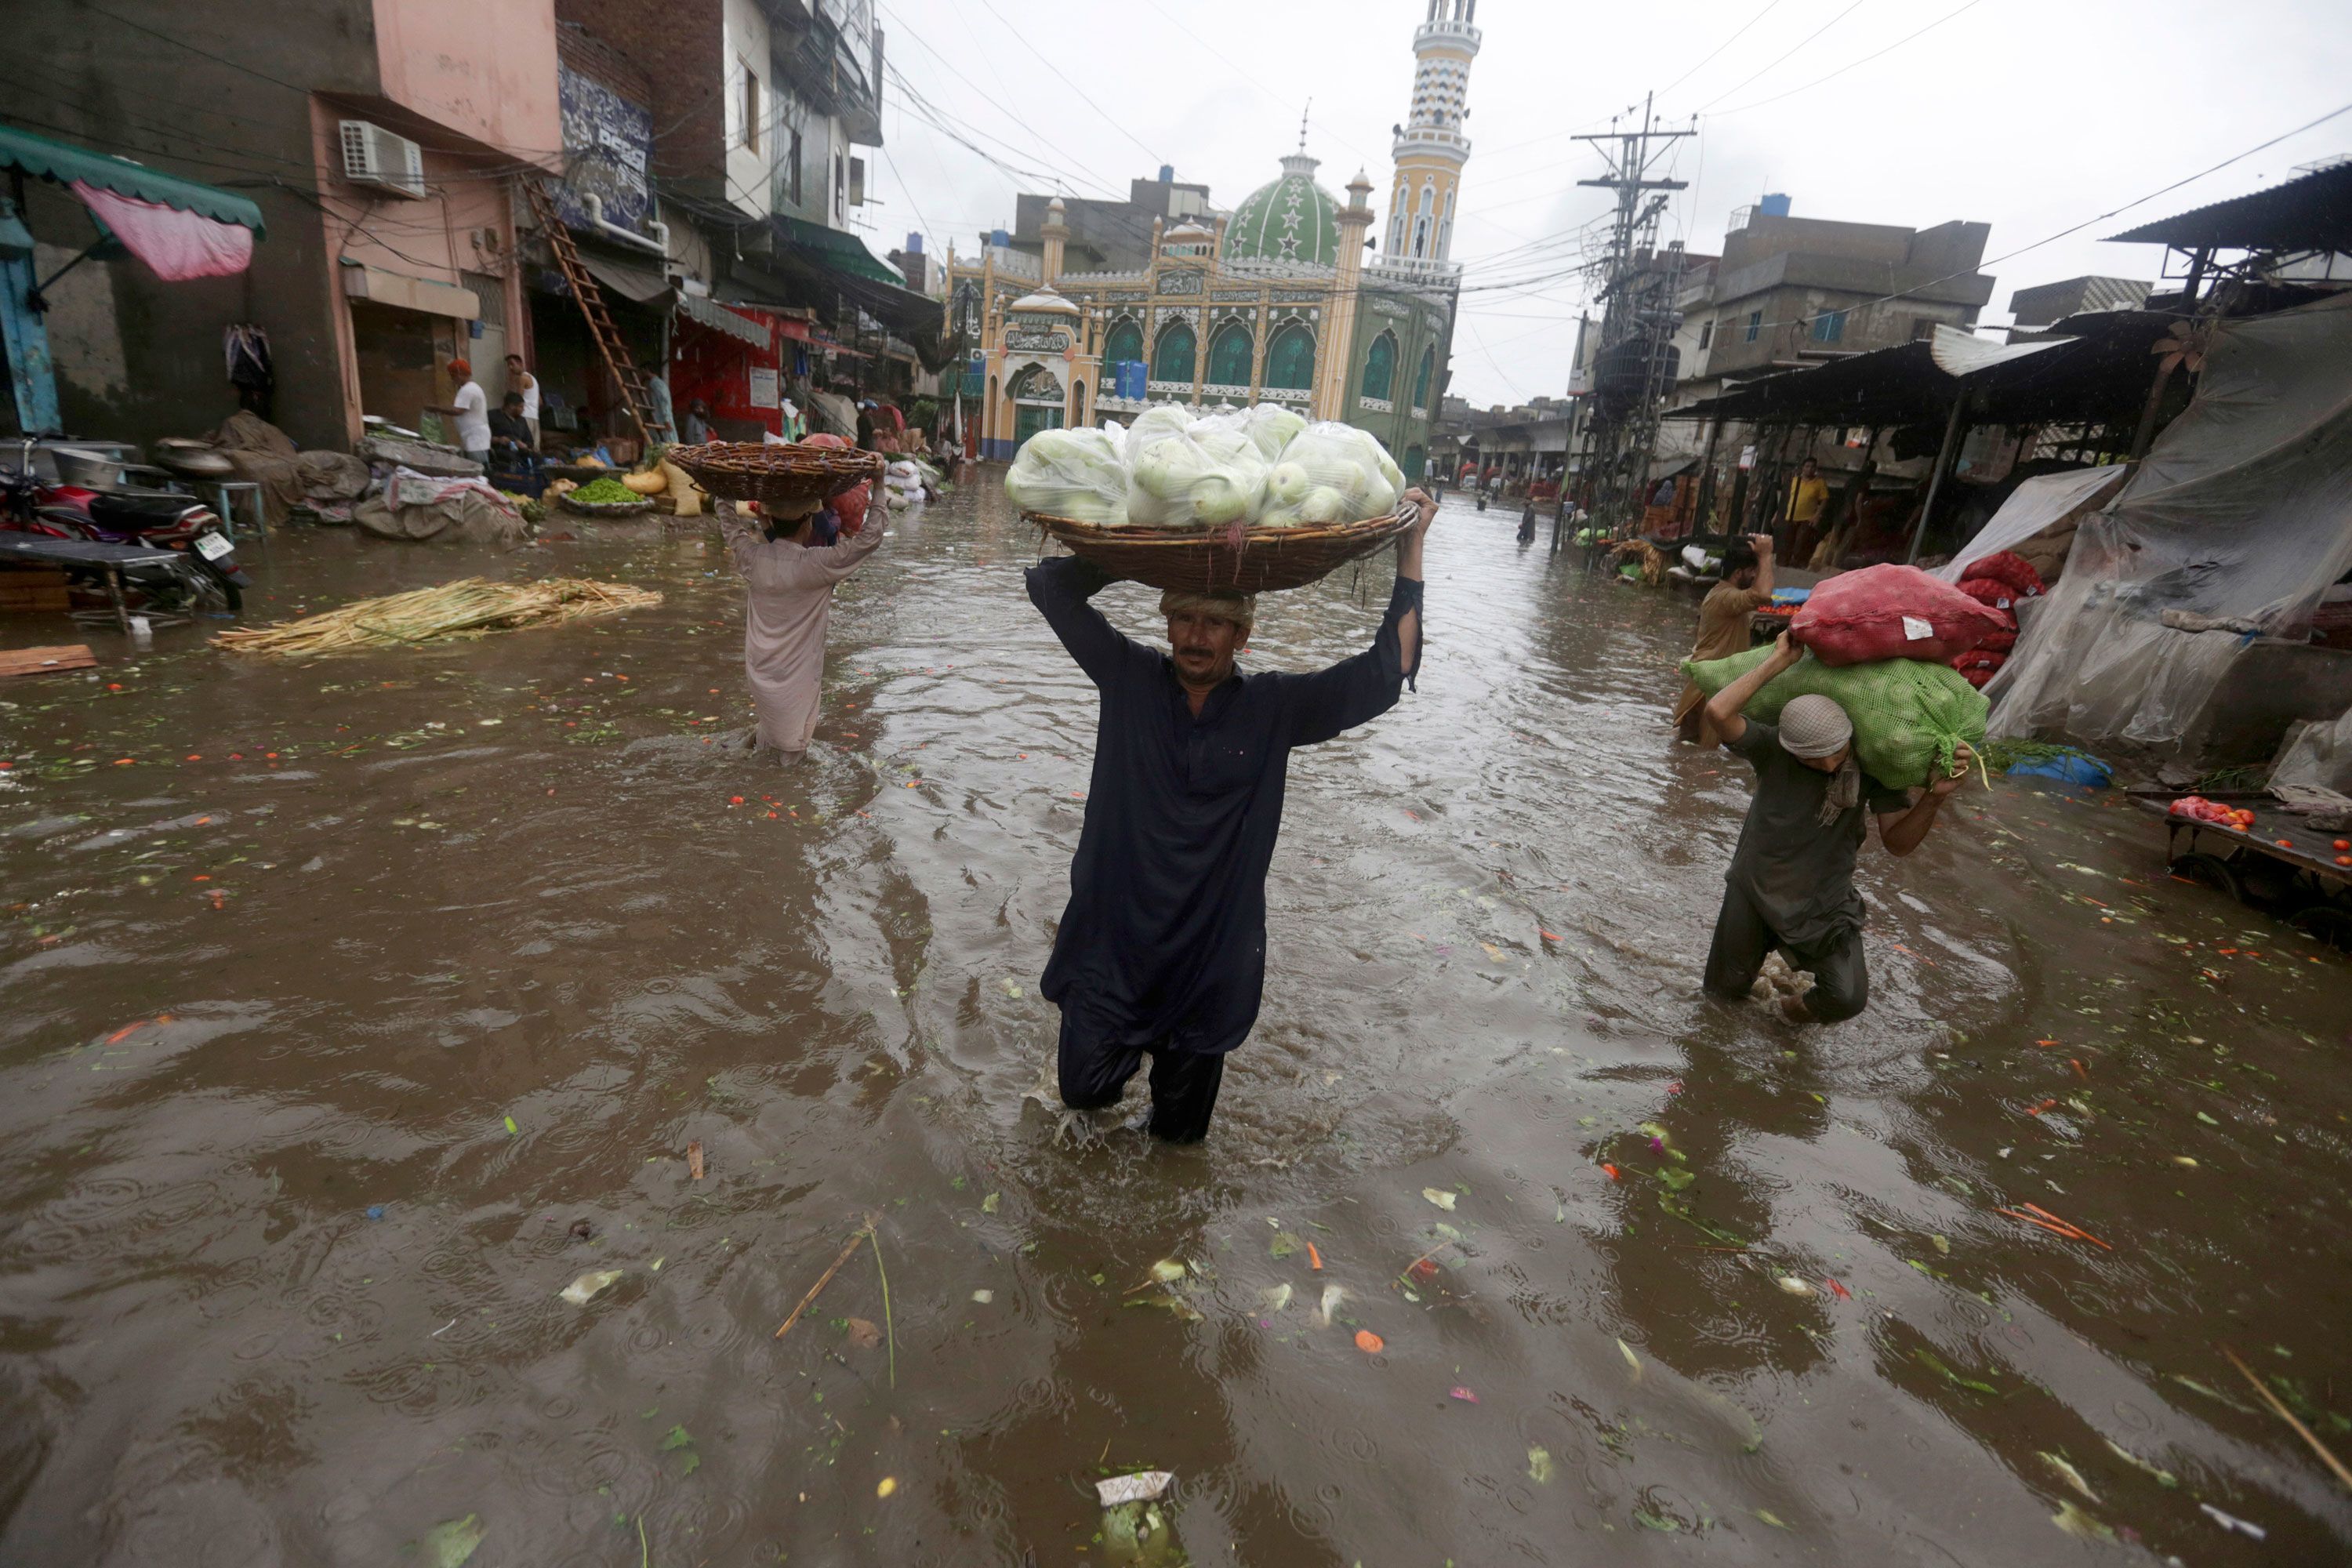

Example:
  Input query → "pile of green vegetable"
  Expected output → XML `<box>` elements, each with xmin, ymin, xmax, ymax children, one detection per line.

<box><xmin>568</xmin><ymin>477</ymin><xmax>641</xmax><ymax>506</ymax></box>
<box><xmin>1004</xmin><ymin>405</ymin><xmax>1406</xmax><ymax>530</ymax></box>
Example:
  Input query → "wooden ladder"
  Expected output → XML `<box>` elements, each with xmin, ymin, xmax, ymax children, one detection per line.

<box><xmin>520</xmin><ymin>178</ymin><xmax>666</xmax><ymax>443</ymax></box>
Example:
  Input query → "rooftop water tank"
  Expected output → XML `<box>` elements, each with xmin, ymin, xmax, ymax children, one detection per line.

<box><xmin>1759</xmin><ymin>192</ymin><xmax>1791</xmax><ymax>217</ymax></box>
<box><xmin>906</xmin><ymin>232</ymin><xmax>923</xmax><ymax>253</ymax></box>
<box><xmin>1159</xmin><ymin>165</ymin><xmax>1174</xmax><ymax>183</ymax></box>
<box><xmin>989</xmin><ymin>227</ymin><xmax>1009</xmax><ymax>248</ymax></box>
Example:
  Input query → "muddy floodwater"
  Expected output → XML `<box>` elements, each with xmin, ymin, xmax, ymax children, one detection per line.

<box><xmin>4</xmin><ymin>484</ymin><xmax>2350</xmax><ymax>1566</ymax></box>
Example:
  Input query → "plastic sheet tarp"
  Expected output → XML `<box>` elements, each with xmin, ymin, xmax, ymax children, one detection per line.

<box><xmin>1989</xmin><ymin>292</ymin><xmax>2352</xmax><ymax>748</ymax></box>
<box><xmin>1935</xmin><ymin>463</ymin><xmax>2127</xmax><ymax>583</ymax></box>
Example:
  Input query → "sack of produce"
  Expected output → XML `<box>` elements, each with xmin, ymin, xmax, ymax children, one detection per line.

<box><xmin>1956</xmin><ymin>576</ymin><xmax>2019</xmax><ymax>612</ymax></box>
<box><xmin>1681</xmin><ymin>644</ymin><xmax>1988</xmax><ymax>789</ymax></box>
<box><xmin>1122</xmin><ymin>405</ymin><xmax>1199</xmax><ymax>467</ymax></box>
<box><xmin>1241</xmin><ymin>404</ymin><xmax>1308</xmax><ymax>463</ymax></box>
<box><xmin>1964</xmin><ymin>549</ymin><xmax>2046</xmax><ymax>600</ymax></box>
<box><xmin>1126</xmin><ymin>415</ymin><xmax>1269</xmax><ymax>528</ymax></box>
<box><xmin>662</xmin><ymin>459</ymin><xmax>707</xmax><ymax>517</ymax></box>
<box><xmin>1979</xmin><ymin>628</ymin><xmax>2016</xmax><ymax>653</ymax></box>
<box><xmin>833</xmin><ymin>480</ymin><xmax>871</xmax><ymax>535</ymax></box>
<box><xmin>1004</xmin><ymin>426</ymin><xmax>1129</xmax><ymax>524</ymax></box>
<box><xmin>1789</xmin><ymin>562</ymin><xmax>2009</xmax><ymax>666</ymax></box>
<box><xmin>1261</xmin><ymin>421</ymin><xmax>1399</xmax><ymax>528</ymax></box>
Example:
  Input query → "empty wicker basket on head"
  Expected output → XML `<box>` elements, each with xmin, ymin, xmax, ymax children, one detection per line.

<box><xmin>664</xmin><ymin>441</ymin><xmax>887</xmax><ymax>509</ymax></box>
<box><xmin>1026</xmin><ymin>505</ymin><xmax>1418</xmax><ymax>593</ymax></box>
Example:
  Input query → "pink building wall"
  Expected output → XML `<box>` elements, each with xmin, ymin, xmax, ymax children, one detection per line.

<box><xmin>302</xmin><ymin>0</ymin><xmax>558</xmax><ymax>443</ymax></box>
<box><xmin>370</xmin><ymin>0</ymin><xmax>562</xmax><ymax>162</ymax></box>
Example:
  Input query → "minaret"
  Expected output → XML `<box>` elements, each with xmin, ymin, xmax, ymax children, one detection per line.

<box><xmin>1317</xmin><ymin>169</ymin><xmax>1377</xmax><ymax>419</ymax></box>
<box><xmin>1386</xmin><ymin>0</ymin><xmax>1481</xmax><ymax>266</ymax></box>
<box><xmin>1040</xmin><ymin>196</ymin><xmax>1068</xmax><ymax>286</ymax></box>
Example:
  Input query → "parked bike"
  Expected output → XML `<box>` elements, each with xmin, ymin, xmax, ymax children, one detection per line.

<box><xmin>2</xmin><ymin>442</ymin><xmax>249</xmax><ymax>613</ymax></box>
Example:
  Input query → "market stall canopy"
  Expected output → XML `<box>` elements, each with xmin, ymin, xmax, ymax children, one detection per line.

<box><xmin>0</xmin><ymin>123</ymin><xmax>263</xmax><ymax>280</ymax></box>
<box><xmin>762</xmin><ymin>216</ymin><xmax>949</xmax><ymax>363</ymax></box>
<box><xmin>576</xmin><ymin>252</ymin><xmax>670</xmax><ymax>304</ymax></box>
<box><xmin>1667</xmin><ymin>314</ymin><xmax>2179</xmax><ymax>430</ymax></box>
<box><xmin>774</xmin><ymin>216</ymin><xmax>904</xmax><ymax>285</ymax></box>
<box><xmin>675</xmin><ymin>292</ymin><xmax>768</xmax><ymax>347</ymax></box>
<box><xmin>2106</xmin><ymin>161</ymin><xmax>2352</xmax><ymax>253</ymax></box>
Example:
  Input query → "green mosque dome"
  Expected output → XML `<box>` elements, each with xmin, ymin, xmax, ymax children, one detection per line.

<box><xmin>1222</xmin><ymin>152</ymin><xmax>1341</xmax><ymax>267</ymax></box>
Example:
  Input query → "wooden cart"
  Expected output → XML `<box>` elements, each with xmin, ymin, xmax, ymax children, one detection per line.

<box><xmin>2129</xmin><ymin>787</ymin><xmax>2352</xmax><ymax>948</ymax></box>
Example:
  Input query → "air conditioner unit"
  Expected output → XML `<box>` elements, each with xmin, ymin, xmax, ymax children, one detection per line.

<box><xmin>340</xmin><ymin>119</ymin><xmax>425</xmax><ymax>198</ymax></box>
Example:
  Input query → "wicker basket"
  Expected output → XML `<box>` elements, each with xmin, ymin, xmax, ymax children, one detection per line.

<box><xmin>557</xmin><ymin>494</ymin><xmax>657</xmax><ymax>518</ymax></box>
<box><xmin>1028</xmin><ymin>505</ymin><xmax>1415</xmax><ymax>593</ymax></box>
<box><xmin>665</xmin><ymin>441</ymin><xmax>886</xmax><ymax>506</ymax></box>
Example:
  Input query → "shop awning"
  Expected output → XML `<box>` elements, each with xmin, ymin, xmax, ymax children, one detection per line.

<box><xmin>2107</xmin><ymin>162</ymin><xmax>2352</xmax><ymax>253</ymax></box>
<box><xmin>676</xmin><ymin>292</ymin><xmax>768</xmax><ymax>347</ymax></box>
<box><xmin>0</xmin><ymin>123</ymin><xmax>264</xmax><ymax>234</ymax></box>
<box><xmin>1666</xmin><ymin>314</ymin><xmax>2178</xmax><ymax>430</ymax></box>
<box><xmin>578</xmin><ymin>252</ymin><xmax>671</xmax><ymax>304</ymax></box>
<box><xmin>773</xmin><ymin>216</ymin><xmax>904</xmax><ymax>285</ymax></box>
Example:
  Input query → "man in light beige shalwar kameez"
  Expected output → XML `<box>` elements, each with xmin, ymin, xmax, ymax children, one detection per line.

<box><xmin>716</xmin><ymin>496</ymin><xmax>883</xmax><ymax>761</ymax></box>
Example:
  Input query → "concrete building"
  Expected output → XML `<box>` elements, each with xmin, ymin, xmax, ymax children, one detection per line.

<box><xmin>1682</xmin><ymin>202</ymin><xmax>1995</xmax><ymax>387</ymax></box>
<box><xmin>7</xmin><ymin>0</ymin><xmax>562</xmax><ymax>451</ymax></box>
<box><xmin>1007</xmin><ymin>174</ymin><xmax>1215</xmax><ymax>274</ymax></box>
<box><xmin>2008</xmin><ymin>274</ymin><xmax>2150</xmax><ymax>329</ymax></box>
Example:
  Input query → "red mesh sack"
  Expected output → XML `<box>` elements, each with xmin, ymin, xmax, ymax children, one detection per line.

<box><xmin>1980</xmin><ymin>629</ymin><xmax>2017</xmax><ymax>653</ymax></box>
<box><xmin>830</xmin><ymin>479</ymin><xmax>871</xmax><ymax>535</ymax></box>
<box><xmin>1957</xmin><ymin>577</ymin><xmax>2019</xmax><ymax>612</ymax></box>
<box><xmin>1951</xmin><ymin>649</ymin><xmax>2006</xmax><ymax>673</ymax></box>
<box><xmin>1962</xmin><ymin>666</ymin><xmax>1995</xmax><ymax>688</ymax></box>
<box><xmin>1966</xmin><ymin>550</ymin><xmax>2045</xmax><ymax>599</ymax></box>
<box><xmin>1789</xmin><ymin>562</ymin><xmax>2010</xmax><ymax>666</ymax></box>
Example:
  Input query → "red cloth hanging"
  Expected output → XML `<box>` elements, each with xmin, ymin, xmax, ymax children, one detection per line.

<box><xmin>71</xmin><ymin>180</ymin><xmax>253</xmax><ymax>280</ymax></box>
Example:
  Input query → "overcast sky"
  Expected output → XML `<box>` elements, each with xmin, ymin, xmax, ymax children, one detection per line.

<box><xmin>865</xmin><ymin>0</ymin><xmax>2352</xmax><ymax>409</ymax></box>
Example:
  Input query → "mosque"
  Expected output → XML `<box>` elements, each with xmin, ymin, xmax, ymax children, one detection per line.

<box><xmin>943</xmin><ymin>0</ymin><xmax>1483</xmax><ymax>482</ymax></box>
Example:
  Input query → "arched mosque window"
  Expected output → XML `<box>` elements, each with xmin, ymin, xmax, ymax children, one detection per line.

<box><xmin>1207</xmin><ymin>322</ymin><xmax>1254</xmax><ymax>387</ymax></box>
<box><xmin>1264</xmin><ymin>323</ymin><xmax>1314</xmax><ymax>390</ymax></box>
<box><xmin>1413</xmin><ymin>345</ymin><xmax>1435</xmax><ymax>409</ymax></box>
<box><xmin>1152</xmin><ymin>320</ymin><xmax>1196</xmax><ymax>383</ymax></box>
<box><xmin>1361</xmin><ymin>332</ymin><xmax>1397</xmax><ymax>401</ymax></box>
<box><xmin>1101</xmin><ymin>317</ymin><xmax>1142</xmax><ymax>368</ymax></box>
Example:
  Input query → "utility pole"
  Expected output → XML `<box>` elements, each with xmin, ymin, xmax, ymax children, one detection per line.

<box><xmin>1573</xmin><ymin>94</ymin><xmax>1693</xmax><ymax>534</ymax></box>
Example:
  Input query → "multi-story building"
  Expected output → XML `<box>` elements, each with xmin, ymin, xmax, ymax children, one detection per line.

<box><xmin>9</xmin><ymin>0</ymin><xmax>563</xmax><ymax>450</ymax></box>
<box><xmin>1679</xmin><ymin>201</ymin><xmax>1995</xmax><ymax>394</ymax></box>
<box><xmin>943</xmin><ymin>0</ymin><xmax>1485</xmax><ymax>477</ymax></box>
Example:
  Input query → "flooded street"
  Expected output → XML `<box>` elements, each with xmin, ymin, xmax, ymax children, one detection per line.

<box><xmin>4</xmin><ymin>482</ymin><xmax>2350</xmax><ymax>1566</ymax></box>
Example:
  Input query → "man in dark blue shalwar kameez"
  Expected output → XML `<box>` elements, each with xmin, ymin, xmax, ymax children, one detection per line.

<box><xmin>1023</xmin><ymin>491</ymin><xmax>1436</xmax><ymax>1142</ymax></box>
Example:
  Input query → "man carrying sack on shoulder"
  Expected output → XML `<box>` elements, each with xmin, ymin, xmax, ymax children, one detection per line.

<box><xmin>1700</xmin><ymin>631</ymin><xmax>1971</xmax><ymax>1023</ymax></box>
<box><xmin>1024</xmin><ymin>489</ymin><xmax>1438</xmax><ymax>1142</ymax></box>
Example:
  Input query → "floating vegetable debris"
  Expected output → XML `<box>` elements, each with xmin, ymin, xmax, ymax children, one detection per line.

<box><xmin>215</xmin><ymin>578</ymin><xmax>661</xmax><ymax>655</ymax></box>
<box><xmin>558</xmin><ymin>1269</ymin><xmax>622</xmax><ymax>1306</ymax></box>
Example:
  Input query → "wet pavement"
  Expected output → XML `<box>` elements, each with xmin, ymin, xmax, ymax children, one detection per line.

<box><xmin>2</xmin><ymin>483</ymin><xmax>2349</xmax><ymax>1566</ymax></box>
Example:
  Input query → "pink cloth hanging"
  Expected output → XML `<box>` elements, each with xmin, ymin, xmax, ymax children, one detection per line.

<box><xmin>70</xmin><ymin>180</ymin><xmax>254</xmax><ymax>281</ymax></box>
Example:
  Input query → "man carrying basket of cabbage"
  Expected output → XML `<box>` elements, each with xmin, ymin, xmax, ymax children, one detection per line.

<box><xmin>1014</xmin><ymin>409</ymin><xmax>1436</xmax><ymax>1142</ymax></box>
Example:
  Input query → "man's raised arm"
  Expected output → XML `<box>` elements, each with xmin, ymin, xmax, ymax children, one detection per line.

<box><xmin>1283</xmin><ymin>489</ymin><xmax>1436</xmax><ymax>746</ymax></box>
<box><xmin>1026</xmin><ymin>554</ymin><xmax>1135</xmax><ymax>686</ymax></box>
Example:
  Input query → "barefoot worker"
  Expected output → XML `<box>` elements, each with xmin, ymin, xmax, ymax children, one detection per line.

<box><xmin>1025</xmin><ymin>490</ymin><xmax>1438</xmax><ymax>1142</ymax></box>
<box><xmin>1700</xmin><ymin>631</ymin><xmax>1971</xmax><ymax>1022</ymax></box>
<box><xmin>717</xmin><ymin>492</ymin><xmax>881</xmax><ymax>763</ymax></box>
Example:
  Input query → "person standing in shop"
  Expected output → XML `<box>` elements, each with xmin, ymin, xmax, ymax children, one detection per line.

<box><xmin>503</xmin><ymin>353</ymin><xmax>541</xmax><ymax>450</ymax></box>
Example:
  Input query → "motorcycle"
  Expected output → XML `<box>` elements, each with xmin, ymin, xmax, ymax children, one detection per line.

<box><xmin>2</xmin><ymin>443</ymin><xmax>248</xmax><ymax>612</ymax></box>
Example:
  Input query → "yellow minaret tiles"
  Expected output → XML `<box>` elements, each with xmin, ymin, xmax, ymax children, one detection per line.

<box><xmin>1386</xmin><ymin>0</ymin><xmax>1480</xmax><ymax>267</ymax></box>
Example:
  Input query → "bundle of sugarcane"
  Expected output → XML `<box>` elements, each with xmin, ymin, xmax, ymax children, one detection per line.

<box><xmin>213</xmin><ymin>577</ymin><xmax>661</xmax><ymax>655</ymax></box>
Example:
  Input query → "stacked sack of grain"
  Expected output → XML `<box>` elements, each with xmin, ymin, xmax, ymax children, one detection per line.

<box><xmin>1947</xmin><ymin>550</ymin><xmax>2045</xmax><ymax>688</ymax></box>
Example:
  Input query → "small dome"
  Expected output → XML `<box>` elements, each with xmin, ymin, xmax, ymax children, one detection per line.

<box><xmin>1222</xmin><ymin>152</ymin><xmax>1341</xmax><ymax>267</ymax></box>
<box><xmin>1009</xmin><ymin>286</ymin><xmax>1080</xmax><ymax>315</ymax></box>
<box><xmin>1164</xmin><ymin>219</ymin><xmax>1215</xmax><ymax>245</ymax></box>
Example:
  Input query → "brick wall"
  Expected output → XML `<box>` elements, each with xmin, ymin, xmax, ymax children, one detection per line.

<box><xmin>557</xmin><ymin>22</ymin><xmax>654</xmax><ymax>107</ymax></box>
<box><xmin>555</xmin><ymin>0</ymin><xmax>723</xmax><ymax>183</ymax></box>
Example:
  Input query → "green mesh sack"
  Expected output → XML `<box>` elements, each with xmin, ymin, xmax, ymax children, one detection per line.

<box><xmin>1681</xmin><ymin>645</ymin><xmax>1988</xmax><ymax>790</ymax></box>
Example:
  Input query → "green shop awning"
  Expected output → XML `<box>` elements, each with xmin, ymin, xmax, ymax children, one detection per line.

<box><xmin>0</xmin><ymin>122</ymin><xmax>266</xmax><ymax>234</ymax></box>
<box><xmin>773</xmin><ymin>216</ymin><xmax>901</xmax><ymax>285</ymax></box>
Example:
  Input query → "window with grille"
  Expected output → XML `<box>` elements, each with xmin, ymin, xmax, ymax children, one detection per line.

<box><xmin>462</xmin><ymin>270</ymin><xmax>504</xmax><ymax>330</ymax></box>
<box><xmin>1744</xmin><ymin>310</ymin><xmax>1762</xmax><ymax>343</ymax></box>
<box><xmin>1810</xmin><ymin>310</ymin><xmax>1846</xmax><ymax>343</ymax></box>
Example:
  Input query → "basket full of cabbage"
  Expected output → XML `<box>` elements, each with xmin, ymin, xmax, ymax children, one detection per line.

<box><xmin>1007</xmin><ymin>405</ymin><xmax>1417</xmax><ymax>592</ymax></box>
